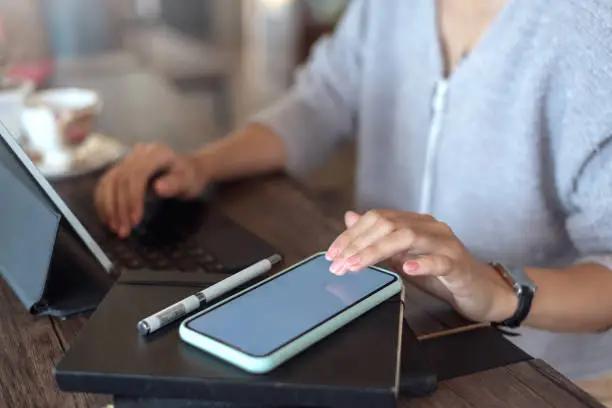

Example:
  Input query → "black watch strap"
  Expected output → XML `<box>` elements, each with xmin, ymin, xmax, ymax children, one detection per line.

<box><xmin>498</xmin><ymin>284</ymin><xmax>534</xmax><ymax>328</ymax></box>
<box><xmin>489</xmin><ymin>262</ymin><xmax>537</xmax><ymax>329</ymax></box>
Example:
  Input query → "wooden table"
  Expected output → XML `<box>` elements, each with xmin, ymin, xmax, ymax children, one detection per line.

<box><xmin>0</xmin><ymin>64</ymin><xmax>603</xmax><ymax>407</ymax></box>
<box><xmin>0</xmin><ymin>175</ymin><xmax>603</xmax><ymax>408</ymax></box>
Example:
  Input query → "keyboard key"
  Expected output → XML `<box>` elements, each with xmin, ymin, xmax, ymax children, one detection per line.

<box><xmin>124</xmin><ymin>257</ymin><xmax>144</xmax><ymax>269</ymax></box>
<box><xmin>102</xmin><ymin>233</ymin><xmax>226</xmax><ymax>274</ymax></box>
<box><xmin>170</xmin><ymin>250</ymin><xmax>183</xmax><ymax>260</ymax></box>
<box><xmin>187</xmin><ymin>247</ymin><xmax>205</xmax><ymax>256</ymax></box>
<box><xmin>210</xmin><ymin>263</ymin><xmax>225</xmax><ymax>272</ymax></box>
<box><xmin>152</xmin><ymin>258</ymin><xmax>171</xmax><ymax>269</ymax></box>
<box><xmin>198</xmin><ymin>254</ymin><xmax>215</xmax><ymax>264</ymax></box>
<box><xmin>177</xmin><ymin>259</ymin><xmax>198</xmax><ymax>272</ymax></box>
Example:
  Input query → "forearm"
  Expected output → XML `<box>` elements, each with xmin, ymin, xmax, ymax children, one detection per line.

<box><xmin>191</xmin><ymin>123</ymin><xmax>287</xmax><ymax>184</ymax></box>
<box><xmin>521</xmin><ymin>263</ymin><xmax>612</xmax><ymax>332</ymax></box>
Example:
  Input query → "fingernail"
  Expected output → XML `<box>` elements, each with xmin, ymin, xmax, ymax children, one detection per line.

<box><xmin>345</xmin><ymin>211</ymin><xmax>360</xmax><ymax>226</ymax></box>
<box><xmin>329</xmin><ymin>260</ymin><xmax>344</xmax><ymax>274</ymax></box>
<box><xmin>336</xmin><ymin>264</ymin><xmax>349</xmax><ymax>275</ymax></box>
<box><xmin>326</xmin><ymin>247</ymin><xmax>339</xmax><ymax>261</ymax></box>
<box><xmin>131</xmin><ymin>211</ymin><xmax>140</xmax><ymax>225</ymax></box>
<box><xmin>119</xmin><ymin>226</ymin><xmax>129</xmax><ymax>238</ymax></box>
<box><xmin>403</xmin><ymin>261</ymin><xmax>420</xmax><ymax>273</ymax></box>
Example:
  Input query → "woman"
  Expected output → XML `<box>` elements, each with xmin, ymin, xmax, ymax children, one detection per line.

<box><xmin>95</xmin><ymin>0</ymin><xmax>612</xmax><ymax>402</ymax></box>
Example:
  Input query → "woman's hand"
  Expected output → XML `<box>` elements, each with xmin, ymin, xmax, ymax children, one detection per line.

<box><xmin>94</xmin><ymin>143</ymin><xmax>210</xmax><ymax>238</ymax></box>
<box><xmin>325</xmin><ymin>209</ymin><xmax>518</xmax><ymax>323</ymax></box>
<box><xmin>94</xmin><ymin>124</ymin><xmax>287</xmax><ymax>239</ymax></box>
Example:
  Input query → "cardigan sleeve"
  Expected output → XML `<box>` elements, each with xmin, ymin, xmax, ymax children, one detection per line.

<box><xmin>564</xmin><ymin>138</ymin><xmax>612</xmax><ymax>270</ymax></box>
<box><xmin>249</xmin><ymin>0</ymin><xmax>368</xmax><ymax>177</ymax></box>
<box><xmin>550</xmin><ymin>7</ymin><xmax>612</xmax><ymax>270</ymax></box>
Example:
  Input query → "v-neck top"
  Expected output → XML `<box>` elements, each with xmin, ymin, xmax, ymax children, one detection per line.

<box><xmin>252</xmin><ymin>0</ymin><xmax>612</xmax><ymax>380</ymax></box>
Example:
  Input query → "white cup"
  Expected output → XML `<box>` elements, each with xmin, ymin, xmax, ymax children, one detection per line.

<box><xmin>21</xmin><ymin>106</ymin><xmax>70</xmax><ymax>171</ymax></box>
<box><xmin>21</xmin><ymin>88</ymin><xmax>102</xmax><ymax>172</ymax></box>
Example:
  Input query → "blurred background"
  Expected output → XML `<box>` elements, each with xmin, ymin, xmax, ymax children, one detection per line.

<box><xmin>0</xmin><ymin>0</ymin><xmax>354</xmax><ymax>214</ymax></box>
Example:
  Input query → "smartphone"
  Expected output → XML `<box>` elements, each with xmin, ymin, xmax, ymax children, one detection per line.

<box><xmin>179</xmin><ymin>252</ymin><xmax>402</xmax><ymax>374</ymax></box>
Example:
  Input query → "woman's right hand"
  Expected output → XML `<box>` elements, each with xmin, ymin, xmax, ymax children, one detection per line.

<box><xmin>94</xmin><ymin>142</ymin><xmax>210</xmax><ymax>238</ymax></box>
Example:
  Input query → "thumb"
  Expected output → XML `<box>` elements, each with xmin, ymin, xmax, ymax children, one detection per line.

<box><xmin>344</xmin><ymin>210</ymin><xmax>361</xmax><ymax>228</ymax></box>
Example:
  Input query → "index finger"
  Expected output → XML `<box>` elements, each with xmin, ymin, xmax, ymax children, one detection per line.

<box><xmin>325</xmin><ymin>210</ymin><xmax>380</xmax><ymax>261</ymax></box>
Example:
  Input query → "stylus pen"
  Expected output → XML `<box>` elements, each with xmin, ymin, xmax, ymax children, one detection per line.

<box><xmin>137</xmin><ymin>254</ymin><xmax>282</xmax><ymax>336</ymax></box>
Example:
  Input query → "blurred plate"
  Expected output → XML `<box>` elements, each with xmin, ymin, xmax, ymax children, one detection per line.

<box><xmin>29</xmin><ymin>132</ymin><xmax>127</xmax><ymax>180</ymax></box>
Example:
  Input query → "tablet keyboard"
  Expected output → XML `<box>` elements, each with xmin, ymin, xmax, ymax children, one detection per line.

<box><xmin>103</xmin><ymin>226</ymin><xmax>227</xmax><ymax>274</ymax></box>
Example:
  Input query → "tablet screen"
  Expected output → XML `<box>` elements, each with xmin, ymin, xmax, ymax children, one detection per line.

<box><xmin>185</xmin><ymin>254</ymin><xmax>397</xmax><ymax>357</ymax></box>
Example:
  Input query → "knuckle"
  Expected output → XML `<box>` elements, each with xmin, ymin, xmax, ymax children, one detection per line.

<box><xmin>360</xmin><ymin>245</ymin><xmax>377</xmax><ymax>261</ymax></box>
<box><xmin>435</xmin><ymin>256</ymin><xmax>452</xmax><ymax>271</ymax></box>
<box><xmin>158</xmin><ymin>152</ymin><xmax>176</xmax><ymax>165</ymax></box>
<box><xmin>368</xmin><ymin>241</ymin><xmax>384</xmax><ymax>257</ymax></box>
<box><xmin>366</xmin><ymin>209</ymin><xmax>382</xmax><ymax>221</ymax></box>
<box><xmin>144</xmin><ymin>142</ymin><xmax>160</xmax><ymax>151</ymax></box>
<box><xmin>351</xmin><ymin>233</ymin><xmax>372</xmax><ymax>248</ymax></box>
<box><xmin>335</xmin><ymin>231</ymin><xmax>350</xmax><ymax>248</ymax></box>
<box><xmin>103</xmin><ymin>166</ymin><xmax>118</xmax><ymax>180</ymax></box>
<box><xmin>333</xmin><ymin>236</ymin><xmax>349</xmax><ymax>250</ymax></box>
<box><xmin>344</xmin><ymin>243</ymin><xmax>360</xmax><ymax>256</ymax></box>
<box><xmin>439</xmin><ymin>222</ymin><xmax>453</xmax><ymax>234</ymax></box>
<box><xmin>111</xmin><ymin>163</ymin><xmax>125</xmax><ymax>177</ymax></box>
<box><xmin>98</xmin><ymin>174</ymin><xmax>114</xmax><ymax>193</ymax></box>
<box><xmin>420</xmin><ymin>213</ymin><xmax>436</xmax><ymax>222</ymax></box>
<box><xmin>117</xmin><ymin>173</ymin><xmax>130</xmax><ymax>189</ymax></box>
<box><xmin>136</xmin><ymin>142</ymin><xmax>168</xmax><ymax>158</ymax></box>
<box><xmin>446</xmin><ymin>240</ymin><xmax>463</xmax><ymax>256</ymax></box>
<box><xmin>376</xmin><ymin>217</ymin><xmax>395</xmax><ymax>231</ymax></box>
<box><xmin>175</xmin><ymin>160</ymin><xmax>190</xmax><ymax>174</ymax></box>
<box><xmin>125</xmin><ymin>147</ymin><xmax>140</xmax><ymax>162</ymax></box>
<box><xmin>398</xmin><ymin>227</ymin><xmax>416</xmax><ymax>243</ymax></box>
<box><xmin>152</xmin><ymin>143</ymin><xmax>172</xmax><ymax>155</ymax></box>
<box><xmin>129</xmin><ymin>180</ymin><xmax>144</xmax><ymax>198</ymax></box>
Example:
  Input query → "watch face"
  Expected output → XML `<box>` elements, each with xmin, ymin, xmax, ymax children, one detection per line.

<box><xmin>512</xmin><ymin>267</ymin><xmax>537</xmax><ymax>293</ymax></box>
<box><xmin>490</xmin><ymin>263</ymin><xmax>537</xmax><ymax>294</ymax></box>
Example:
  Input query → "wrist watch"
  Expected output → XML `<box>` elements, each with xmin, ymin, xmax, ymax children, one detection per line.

<box><xmin>489</xmin><ymin>262</ymin><xmax>537</xmax><ymax>328</ymax></box>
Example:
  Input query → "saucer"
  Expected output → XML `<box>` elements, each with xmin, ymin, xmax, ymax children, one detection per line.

<box><xmin>27</xmin><ymin>132</ymin><xmax>127</xmax><ymax>180</ymax></box>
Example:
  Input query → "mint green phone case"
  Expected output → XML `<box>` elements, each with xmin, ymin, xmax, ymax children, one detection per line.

<box><xmin>179</xmin><ymin>252</ymin><xmax>402</xmax><ymax>374</ymax></box>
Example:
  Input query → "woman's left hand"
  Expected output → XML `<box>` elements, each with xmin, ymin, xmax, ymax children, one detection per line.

<box><xmin>325</xmin><ymin>209</ymin><xmax>517</xmax><ymax>323</ymax></box>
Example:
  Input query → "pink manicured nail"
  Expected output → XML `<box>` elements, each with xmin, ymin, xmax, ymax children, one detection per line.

<box><xmin>326</xmin><ymin>247</ymin><xmax>339</xmax><ymax>260</ymax></box>
<box><xmin>403</xmin><ymin>261</ymin><xmax>420</xmax><ymax>273</ymax></box>
<box><xmin>330</xmin><ymin>260</ymin><xmax>347</xmax><ymax>275</ymax></box>
<box><xmin>119</xmin><ymin>226</ymin><xmax>129</xmax><ymax>239</ymax></box>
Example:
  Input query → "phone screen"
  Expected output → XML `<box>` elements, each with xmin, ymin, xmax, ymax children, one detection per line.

<box><xmin>185</xmin><ymin>254</ymin><xmax>397</xmax><ymax>357</ymax></box>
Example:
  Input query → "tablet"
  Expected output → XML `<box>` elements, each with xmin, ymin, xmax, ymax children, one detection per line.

<box><xmin>179</xmin><ymin>252</ymin><xmax>402</xmax><ymax>373</ymax></box>
<box><xmin>0</xmin><ymin>121</ymin><xmax>113</xmax><ymax>274</ymax></box>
